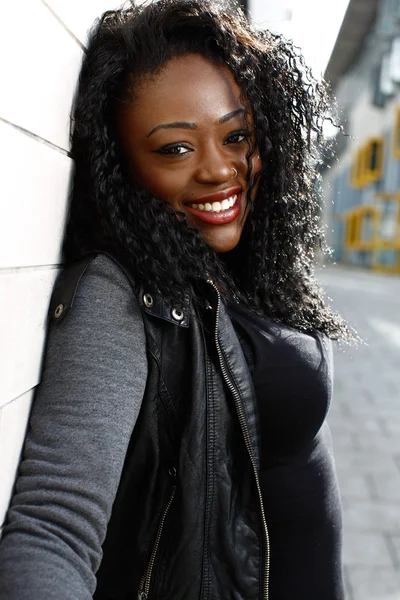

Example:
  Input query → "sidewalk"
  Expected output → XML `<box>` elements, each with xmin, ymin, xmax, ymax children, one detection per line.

<box><xmin>320</xmin><ymin>265</ymin><xmax>400</xmax><ymax>600</ymax></box>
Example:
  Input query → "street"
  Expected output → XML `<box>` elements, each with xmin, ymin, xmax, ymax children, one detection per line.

<box><xmin>320</xmin><ymin>264</ymin><xmax>400</xmax><ymax>600</ymax></box>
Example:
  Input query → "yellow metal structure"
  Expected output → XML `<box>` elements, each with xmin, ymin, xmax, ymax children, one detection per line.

<box><xmin>343</xmin><ymin>192</ymin><xmax>400</xmax><ymax>273</ymax></box>
<box><xmin>392</xmin><ymin>107</ymin><xmax>400</xmax><ymax>159</ymax></box>
<box><xmin>350</xmin><ymin>146</ymin><xmax>368</xmax><ymax>188</ymax></box>
<box><xmin>344</xmin><ymin>205</ymin><xmax>378</xmax><ymax>250</ymax></box>
<box><xmin>350</xmin><ymin>137</ymin><xmax>385</xmax><ymax>188</ymax></box>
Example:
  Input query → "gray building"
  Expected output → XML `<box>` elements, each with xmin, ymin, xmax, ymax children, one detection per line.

<box><xmin>322</xmin><ymin>0</ymin><xmax>400</xmax><ymax>273</ymax></box>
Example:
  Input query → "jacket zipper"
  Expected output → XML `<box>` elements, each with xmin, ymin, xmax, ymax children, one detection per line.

<box><xmin>207</xmin><ymin>280</ymin><xmax>270</xmax><ymax>600</ymax></box>
<box><xmin>138</xmin><ymin>485</ymin><xmax>176</xmax><ymax>600</ymax></box>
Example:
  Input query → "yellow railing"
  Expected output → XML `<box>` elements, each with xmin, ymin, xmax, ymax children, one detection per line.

<box><xmin>342</xmin><ymin>192</ymin><xmax>400</xmax><ymax>273</ymax></box>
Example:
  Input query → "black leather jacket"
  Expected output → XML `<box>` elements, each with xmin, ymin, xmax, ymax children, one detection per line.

<box><xmin>50</xmin><ymin>252</ymin><xmax>269</xmax><ymax>600</ymax></box>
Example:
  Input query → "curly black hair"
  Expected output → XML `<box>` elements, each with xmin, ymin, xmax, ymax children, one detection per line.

<box><xmin>65</xmin><ymin>0</ymin><xmax>353</xmax><ymax>340</ymax></box>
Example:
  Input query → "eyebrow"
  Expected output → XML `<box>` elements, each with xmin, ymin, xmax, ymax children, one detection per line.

<box><xmin>146</xmin><ymin>108</ymin><xmax>246</xmax><ymax>137</ymax></box>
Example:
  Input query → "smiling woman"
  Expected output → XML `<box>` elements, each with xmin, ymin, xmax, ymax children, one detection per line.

<box><xmin>117</xmin><ymin>54</ymin><xmax>261</xmax><ymax>252</ymax></box>
<box><xmin>0</xmin><ymin>1</ymin><xmax>353</xmax><ymax>600</ymax></box>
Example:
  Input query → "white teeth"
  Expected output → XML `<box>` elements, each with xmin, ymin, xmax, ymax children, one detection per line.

<box><xmin>221</xmin><ymin>199</ymin><xmax>230</xmax><ymax>210</ymax></box>
<box><xmin>190</xmin><ymin>194</ymin><xmax>238</xmax><ymax>212</ymax></box>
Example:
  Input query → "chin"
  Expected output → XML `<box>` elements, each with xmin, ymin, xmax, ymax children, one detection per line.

<box><xmin>204</xmin><ymin>231</ymin><xmax>242</xmax><ymax>254</ymax></box>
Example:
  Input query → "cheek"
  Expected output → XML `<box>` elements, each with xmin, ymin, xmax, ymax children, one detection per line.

<box><xmin>133</xmin><ymin>163</ymin><xmax>186</xmax><ymax>202</ymax></box>
<box><xmin>249</xmin><ymin>153</ymin><xmax>262</xmax><ymax>201</ymax></box>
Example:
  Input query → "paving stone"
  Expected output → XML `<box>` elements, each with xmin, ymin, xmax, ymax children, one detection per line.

<box><xmin>344</xmin><ymin>395</ymin><xmax>381</xmax><ymax>414</ymax></box>
<box><xmin>320</xmin><ymin>266</ymin><xmax>400</xmax><ymax>599</ymax></box>
<box><xmin>347</xmin><ymin>566</ymin><xmax>400</xmax><ymax>600</ymax></box>
<box><xmin>330</xmin><ymin>429</ymin><xmax>358</xmax><ymax>452</ymax></box>
<box><xmin>352</xmin><ymin>433</ymin><xmax>400</xmax><ymax>456</ymax></box>
<box><xmin>347</xmin><ymin>404</ymin><xmax>400</xmax><ymax>419</ymax></box>
<box><xmin>343</xmin><ymin>500</ymin><xmax>400</xmax><ymax>532</ymax></box>
<box><xmin>389</xmin><ymin>536</ymin><xmax>400</xmax><ymax>567</ymax></box>
<box><xmin>343</xmin><ymin>565</ymin><xmax>355</xmax><ymax>600</ymax></box>
<box><xmin>328</xmin><ymin>414</ymin><xmax>384</xmax><ymax>434</ymax></box>
<box><xmin>368</xmin><ymin>474</ymin><xmax>400</xmax><ymax>502</ymax></box>
<box><xmin>335</xmin><ymin>470</ymin><xmax>373</xmax><ymax>500</ymax></box>
<box><xmin>382</xmin><ymin>420</ymin><xmax>400</xmax><ymax>436</ymax></box>
<box><xmin>334</xmin><ymin>451</ymin><xmax>400</xmax><ymax>475</ymax></box>
<box><xmin>386</xmin><ymin>380</ymin><xmax>400</xmax><ymax>395</ymax></box>
<box><xmin>342</xmin><ymin>532</ymin><xmax>394</xmax><ymax>567</ymax></box>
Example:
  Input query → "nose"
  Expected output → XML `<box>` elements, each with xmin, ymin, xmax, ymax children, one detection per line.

<box><xmin>194</xmin><ymin>143</ymin><xmax>235</xmax><ymax>185</ymax></box>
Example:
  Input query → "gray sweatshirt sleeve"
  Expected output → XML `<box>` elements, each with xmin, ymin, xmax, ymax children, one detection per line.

<box><xmin>0</xmin><ymin>255</ymin><xmax>148</xmax><ymax>599</ymax></box>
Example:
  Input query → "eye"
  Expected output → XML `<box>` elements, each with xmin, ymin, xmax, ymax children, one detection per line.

<box><xmin>224</xmin><ymin>130</ymin><xmax>251</xmax><ymax>145</ymax></box>
<box><xmin>154</xmin><ymin>144</ymin><xmax>193</xmax><ymax>156</ymax></box>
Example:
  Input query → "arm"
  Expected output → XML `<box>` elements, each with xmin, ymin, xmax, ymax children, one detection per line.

<box><xmin>0</xmin><ymin>255</ymin><xmax>148</xmax><ymax>599</ymax></box>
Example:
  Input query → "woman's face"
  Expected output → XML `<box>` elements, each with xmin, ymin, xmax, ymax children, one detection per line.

<box><xmin>117</xmin><ymin>53</ymin><xmax>261</xmax><ymax>253</ymax></box>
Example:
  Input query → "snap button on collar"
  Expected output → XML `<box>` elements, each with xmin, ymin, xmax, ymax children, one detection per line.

<box><xmin>54</xmin><ymin>303</ymin><xmax>64</xmax><ymax>319</ymax></box>
<box><xmin>143</xmin><ymin>293</ymin><xmax>154</xmax><ymax>308</ymax></box>
<box><xmin>171</xmin><ymin>308</ymin><xmax>184</xmax><ymax>322</ymax></box>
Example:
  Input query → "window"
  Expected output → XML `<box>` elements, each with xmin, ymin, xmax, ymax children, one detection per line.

<box><xmin>364</xmin><ymin>137</ymin><xmax>385</xmax><ymax>183</ymax></box>
<box><xmin>350</xmin><ymin>138</ymin><xmax>384</xmax><ymax>188</ymax></box>
<box><xmin>345</xmin><ymin>206</ymin><xmax>378</xmax><ymax>250</ymax></box>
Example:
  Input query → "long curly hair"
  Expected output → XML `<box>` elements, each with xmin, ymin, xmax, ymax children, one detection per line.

<box><xmin>65</xmin><ymin>0</ymin><xmax>352</xmax><ymax>340</ymax></box>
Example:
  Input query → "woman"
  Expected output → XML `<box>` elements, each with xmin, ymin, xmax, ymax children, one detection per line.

<box><xmin>0</xmin><ymin>1</ymin><xmax>352</xmax><ymax>598</ymax></box>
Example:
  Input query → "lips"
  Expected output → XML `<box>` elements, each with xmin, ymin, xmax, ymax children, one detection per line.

<box><xmin>187</xmin><ymin>186</ymin><xmax>241</xmax><ymax>206</ymax></box>
<box><xmin>185</xmin><ymin>187</ymin><xmax>242</xmax><ymax>225</ymax></box>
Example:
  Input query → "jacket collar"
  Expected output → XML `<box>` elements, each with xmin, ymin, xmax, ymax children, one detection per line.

<box><xmin>138</xmin><ymin>283</ymin><xmax>192</xmax><ymax>328</ymax></box>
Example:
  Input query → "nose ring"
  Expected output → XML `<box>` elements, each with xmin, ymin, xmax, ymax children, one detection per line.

<box><xmin>231</xmin><ymin>167</ymin><xmax>238</xmax><ymax>178</ymax></box>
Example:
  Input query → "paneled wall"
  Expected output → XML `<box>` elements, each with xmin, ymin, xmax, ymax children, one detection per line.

<box><xmin>0</xmin><ymin>0</ymin><xmax>119</xmax><ymax>528</ymax></box>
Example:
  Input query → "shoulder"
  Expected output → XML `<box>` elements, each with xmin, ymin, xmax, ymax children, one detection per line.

<box><xmin>75</xmin><ymin>253</ymin><xmax>138</xmax><ymax>308</ymax></box>
<box><xmin>316</xmin><ymin>332</ymin><xmax>334</xmax><ymax>381</ymax></box>
<box><xmin>41</xmin><ymin>252</ymin><xmax>147</xmax><ymax>390</ymax></box>
<box><xmin>49</xmin><ymin>253</ymin><xmax>140</xmax><ymax>326</ymax></box>
<box><xmin>45</xmin><ymin>253</ymin><xmax>147</xmax><ymax>367</ymax></box>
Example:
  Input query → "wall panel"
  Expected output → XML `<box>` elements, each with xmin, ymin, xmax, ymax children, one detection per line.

<box><xmin>43</xmin><ymin>0</ymin><xmax>122</xmax><ymax>46</ymax></box>
<box><xmin>0</xmin><ymin>268</ymin><xmax>58</xmax><ymax>408</ymax></box>
<box><xmin>0</xmin><ymin>0</ymin><xmax>83</xmax><ymax>150</ymax></box>
<box><xmin>0</xmin><ymin>122</ymin><xmax>71</xmax><ymax>269</ymax></box>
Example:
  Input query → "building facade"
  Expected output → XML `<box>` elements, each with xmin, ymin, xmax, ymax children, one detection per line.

<box><xmin>322</xmin><ymin>0</ymin><xmax>400</xmax><ymax>273</ymax></box>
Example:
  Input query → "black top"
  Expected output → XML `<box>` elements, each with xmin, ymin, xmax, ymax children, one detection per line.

<box><xmin>228</xmin><ymin>303</ymin><xmax>344</xmax><ymax>600</ymax></box>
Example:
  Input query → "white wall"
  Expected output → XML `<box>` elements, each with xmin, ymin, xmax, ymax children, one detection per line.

<box><xmin>0</xmin><ymin>0</ymin><xmax>120</xmax><ymax>529</ymax></box>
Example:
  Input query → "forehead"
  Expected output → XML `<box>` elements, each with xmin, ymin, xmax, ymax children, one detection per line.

<box><xmin>123</xmin><ymin>53</ymin><xmax>245</xmax><ymax>127</ymax></box>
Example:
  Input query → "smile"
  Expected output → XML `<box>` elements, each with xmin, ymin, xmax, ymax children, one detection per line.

<box><xmin>190</xmin><ymin>194</ymin><xmax>237</xmax><ymax>213</ymax></box>
<box><xmin>186</xmin><ymin>192</ymin><xmax>242</xmax><ymax>225</ymax></box>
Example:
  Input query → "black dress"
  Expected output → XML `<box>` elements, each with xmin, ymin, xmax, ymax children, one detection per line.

<box><xmin>228</xmin><ymin>303</ymin><xmax>345</xmax><ymax>600</ymax></box>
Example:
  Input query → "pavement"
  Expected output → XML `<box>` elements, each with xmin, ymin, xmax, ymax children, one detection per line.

<box><xmin>319</xmin><ymin>263</ymin><xmax>400</xmax><ymax>600</ymax></box>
